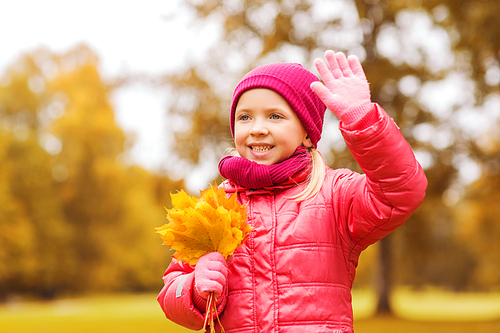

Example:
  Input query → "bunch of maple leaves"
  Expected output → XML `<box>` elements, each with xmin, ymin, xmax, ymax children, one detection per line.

<box><xmin>156</xmin><ymin>184</ymin><xmax>253</xmax><ymax>332</ymax></box>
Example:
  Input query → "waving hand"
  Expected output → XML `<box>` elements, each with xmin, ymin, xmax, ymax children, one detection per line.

<box><xmin>310</xmin><ymin>51</ymin><xmax>373</xmax><ymax>126</ymax></box>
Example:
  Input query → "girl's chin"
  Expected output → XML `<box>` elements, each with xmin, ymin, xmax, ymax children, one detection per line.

<box><xmin>245</xmin><ymin>148</ymin><xmax>274</xmax><ymax>165</ymax></box>
<box><xmin>243</xmin><ymin>151</ymin><xmax>295</xmax><ymax>166</ymax></box>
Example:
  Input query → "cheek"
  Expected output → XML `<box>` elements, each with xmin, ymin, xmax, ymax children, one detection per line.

<box><xmin>234</xmin><ymin>126</ymin><xmax>246</xmax><ymax>150</ymax></box>
<box><xmin>280</xmin><ymin>125</ymin><xmax>307</xmax><ymax>146</ymax></box>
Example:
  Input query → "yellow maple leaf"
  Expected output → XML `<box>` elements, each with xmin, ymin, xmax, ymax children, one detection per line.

<box><xmin>156</xmin><ymin>184</ymin><xmax>252</xmax><ymax>266</ymax></box>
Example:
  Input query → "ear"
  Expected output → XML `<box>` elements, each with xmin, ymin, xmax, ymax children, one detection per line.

<box><xmin>302</xmin><ymin>135</ymin><xmax>313</xmax><ymax>148</ymax></box>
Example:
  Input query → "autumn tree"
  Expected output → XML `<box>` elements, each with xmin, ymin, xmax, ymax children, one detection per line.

<box><xmin>356</xmin><ymin>0</ymin><xmax>500</xmax><ymax>310</ymax></box>
<box><xmin>0</xmin><ymin>62</ymin><xmax>73</xmax><ymax>298</ymax></box>
<box><xmin>0</xmin><ymin>45</ymin><xmax>183</xmax><ymax>298</ymax></box>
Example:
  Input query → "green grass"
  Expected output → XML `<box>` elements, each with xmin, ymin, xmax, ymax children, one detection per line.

<box><xmin>1</xmin><ymin>290</ymin><xmax>500</xmax><ymax>333</ymax></box>
<box><xmin>0</xmin><ymin>293</ymin><xmax>196</xmax><ymax>333</ymax></box>
<box><xmin>352</xmin><ymin>288</ymin><xmax>500</xmax><ymax>333</ymax></box>
<box><xmin>391</xmin><ymin>287</ymin><xmax>500</xmax><ymax>322</ymax></box>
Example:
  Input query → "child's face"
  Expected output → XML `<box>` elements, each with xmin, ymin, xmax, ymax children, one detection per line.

<box><xmin>234</xmin><ymin>88</ymin><xmax>311</xmax><ymax>166</ymax></box>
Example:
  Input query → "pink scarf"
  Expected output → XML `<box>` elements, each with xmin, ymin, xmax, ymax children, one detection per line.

<box><xmin>218</xmin><ymin>146</ymin><xmax>311</xmax><ymax>189</ymax></box>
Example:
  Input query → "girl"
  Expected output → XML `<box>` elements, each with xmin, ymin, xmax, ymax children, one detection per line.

<box><xmin>157</xmin><ymin>50</ymin><xmax>427</xmax><ymax>333</ymax></box>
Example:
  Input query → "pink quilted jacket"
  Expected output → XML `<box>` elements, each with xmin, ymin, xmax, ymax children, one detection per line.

<box><xmin>158</xmin><ymin>105</ymin><xmax>427</xmax><ymax>332</ymax></box>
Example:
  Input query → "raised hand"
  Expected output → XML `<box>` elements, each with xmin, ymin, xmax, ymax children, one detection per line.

<box><xmin>194</xmin><ymin>252</ymin><xmax>228</xmax><ymax>299</ymax></box>
<box><xmin>310</xmin><ymin>50</ymin><xmax>372</xmax><ymax>126</ymax></box>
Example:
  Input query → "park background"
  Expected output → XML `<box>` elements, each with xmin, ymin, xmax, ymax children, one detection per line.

<box><xmin>0</xmin><ymin>0</ymin><xmax>499</xmax><ymax>332</ymax></box>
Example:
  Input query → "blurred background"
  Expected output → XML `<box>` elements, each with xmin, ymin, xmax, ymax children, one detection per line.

<box><xmin>1</xmin><ymin>0</ymin><xmax>499</xmax><ymax>332</ymax></box>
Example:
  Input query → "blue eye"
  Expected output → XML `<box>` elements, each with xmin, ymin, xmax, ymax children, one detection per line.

<box><xmin>239</xmin><ymin>114</ymin><xmax>250</xmax><ymax>121</ymax></box>
<box><xmin>270</xmin><ymin>114</ymin><xmax>282</xmax><ymax>120</ymax></box>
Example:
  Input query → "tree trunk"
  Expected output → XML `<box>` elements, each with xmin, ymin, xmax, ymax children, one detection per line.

<box><xmin>376</xmin><ymin>235</ymin><xmax>393</xmax><ymax>314</ymax></box>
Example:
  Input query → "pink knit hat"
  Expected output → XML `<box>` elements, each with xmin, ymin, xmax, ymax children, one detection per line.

<box><xmin>230</xmin><ymin>63</ymin><xmax>327</xmax><ymax>147</ymax></box>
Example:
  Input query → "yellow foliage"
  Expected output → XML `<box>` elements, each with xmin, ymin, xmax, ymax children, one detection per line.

<box><xmin>156</xmin><ymin>185</ymin><xmax>252</xmax><ymax>265</ymax></box>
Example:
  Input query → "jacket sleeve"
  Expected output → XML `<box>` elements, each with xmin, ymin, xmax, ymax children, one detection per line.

<box><xmin>337</xmin><ymin>103</ymin><xmax>427</xmax><ymax>252</ymax></box>
<box><xmin>157</xmin><ymin>259</ymin><xmax>228</xmax><ymax>330</ymax></box>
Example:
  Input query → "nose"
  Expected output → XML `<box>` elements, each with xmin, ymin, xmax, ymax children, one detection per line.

<box><xmin>249</xmin><ymin>120</ymin><xmax>269</xmax><ymax>136</ymax></box>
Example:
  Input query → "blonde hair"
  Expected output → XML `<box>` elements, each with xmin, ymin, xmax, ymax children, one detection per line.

<box><xmin>288</xmin><ymin>147</ymin><xmax>325</xmax><ymax>201</ymax></box>
<box><xmin>224</xmin><ymin>146</ymin><xmax>326</xmax><ymax>201</ymax></box>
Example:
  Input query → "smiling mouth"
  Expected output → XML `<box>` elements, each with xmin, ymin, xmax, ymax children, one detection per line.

<box><xmin>250</xmin><ymin>146</ymin><xmax>274</xmax><ymax>152</ymax></box>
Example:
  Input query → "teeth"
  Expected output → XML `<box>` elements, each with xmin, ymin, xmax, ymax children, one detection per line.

<box><xmin>251</xmin><ymin>146</ymin><xmax>273</xmax><ymax>152</ymax></box>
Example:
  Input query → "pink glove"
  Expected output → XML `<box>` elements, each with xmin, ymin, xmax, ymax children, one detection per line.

<box><xmin>310</xmin><ymin>50</ymin><xmax>373</xmax><ymax>127</ymax></box>
<box><xmin>194</xmin><ymin>252</ymin><xmax>228</xmax><ymax>300</ymax></box>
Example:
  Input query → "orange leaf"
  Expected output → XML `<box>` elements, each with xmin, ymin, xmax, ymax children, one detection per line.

<box><xmin>156</xmin><ymin>184</ymin><xmax>252</xmax><ymax>265</ymax></box>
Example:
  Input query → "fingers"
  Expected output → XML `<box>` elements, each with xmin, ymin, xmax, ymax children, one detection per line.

<box><xmin>336</xmin><ymin>52</ymin><xmax>354</xmax><ymax>76</ymax></box>
<box><xmin>198</xmin><ymin>268</ymin><xmax>226</xmax><ymax>297</ymax></box>
<box><xmin>317</xmin><ymin>50</ymin><xmax>358</xmax><ymax>79</ymax></box>
<box><xmin>314</xmin><ymin>58</ymin><xmax>334</xmax><ymax>84</ymax></box>
<box><xmin>197</xmin><ymin>252</ymin><xmax>228</xmax><ymax>277</ymax></box>
<box><xmin>310</xmin><ymin>81</ymin><xmax>333</xmax><ymax>102</ymax></box>
<box><xmin>347</xmin><ymin>54</ymin><xmax>367</xmax><ymax>81</ymax></box>
<box><xmin>311</xmin><ymin>81</ymin><xmax>341</xmax><ymax>119</ymax></box>
<box><xmin>195</xmin><ymin>252</ymin><xmax>228</xmax><ymax>299</ymax></box>
<box><xmin>324</xmin><ymin>50</ymin><xmax>343</xmax><ymax>79</ymax></box>
<box><xmin>199</xmin><ymin>251</ymin><xmax>227</xmax><ymax>265</ymax></box>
